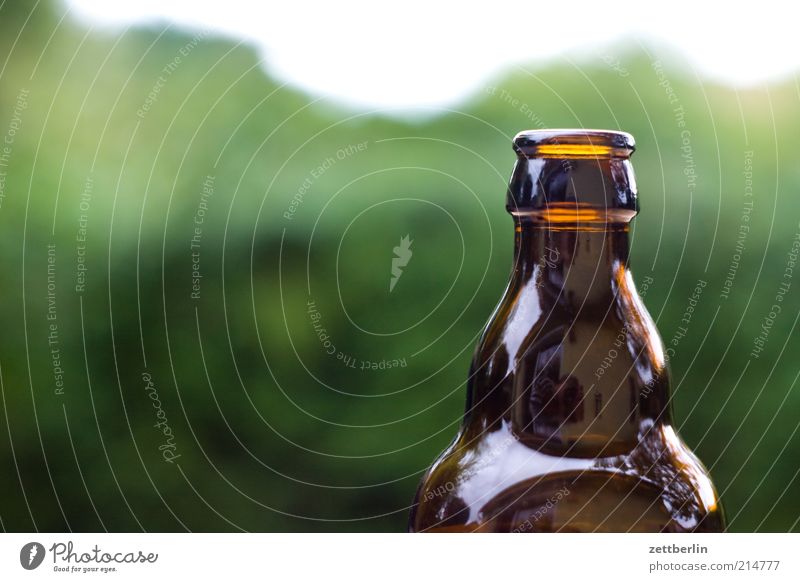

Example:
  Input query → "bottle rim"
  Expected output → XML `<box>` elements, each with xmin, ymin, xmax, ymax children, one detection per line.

<box><xmin>513</xmin><ymin>129</ymin><xmax>635</xmax><ymax>158</ymax></box>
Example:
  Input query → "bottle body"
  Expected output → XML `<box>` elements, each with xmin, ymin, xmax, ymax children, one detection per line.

<box><xmin>409</xmin><ymin>130</ymin><xmax>724</xmax><ymax>532</ymax></box>
<box><xmin>409</xmin><ymin>430</ymin><xmax>724</xmax><ymax>532</ymax></box>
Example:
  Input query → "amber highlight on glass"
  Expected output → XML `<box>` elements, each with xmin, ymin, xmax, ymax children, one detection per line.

<box><xmin>409</xmin><ymin>129</ymin><xmax>724</xmax><ymax>532</ymax></box>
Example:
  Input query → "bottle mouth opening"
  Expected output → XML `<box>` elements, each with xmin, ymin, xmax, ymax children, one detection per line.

<box><xmin>513</xmin><ymin>129</ymin><xmax>635</xmax><ymax>159</ymax></box>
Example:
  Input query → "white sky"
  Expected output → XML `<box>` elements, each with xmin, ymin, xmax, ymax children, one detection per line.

<box><xmin>67</xmin><ymin>0</ymin><xmax>797</xmax><ymax>110</ymax></box>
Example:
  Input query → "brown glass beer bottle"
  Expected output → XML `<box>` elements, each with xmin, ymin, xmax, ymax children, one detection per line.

<box><xmin>409</xmin><ymin>129</ymin><xmax>724</xmax><ymax>532</ymax></box>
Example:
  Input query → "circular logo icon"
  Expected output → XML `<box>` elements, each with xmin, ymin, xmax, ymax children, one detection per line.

<box><xmin>20</xmin><ymin>542</ymin><xmax>45</xmax><ymax>570</ymax></box>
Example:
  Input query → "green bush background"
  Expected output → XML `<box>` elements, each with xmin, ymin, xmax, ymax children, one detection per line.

<box><xmin>1</xmin><ymin>1</ymin><xmax>798</xmax><ymax>531</ymax></box>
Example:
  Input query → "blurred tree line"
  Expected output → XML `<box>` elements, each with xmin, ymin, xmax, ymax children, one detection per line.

<box><xmin>0</xmin><ymin>0</ymin><xmax>798</xmax><ymax>531</ymax></box>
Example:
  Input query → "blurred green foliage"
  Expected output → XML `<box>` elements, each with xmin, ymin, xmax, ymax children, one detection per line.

<box><xmin>1</xmin><ymin>2</ymin><xmax>799</xmax><ymax>532</ymax></box>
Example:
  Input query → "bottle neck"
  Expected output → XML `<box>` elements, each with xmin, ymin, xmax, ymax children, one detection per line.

<box><xmin>510</xmin><ymin>218</ymin><xmax>631</xmax><ymax>308</ymax></box>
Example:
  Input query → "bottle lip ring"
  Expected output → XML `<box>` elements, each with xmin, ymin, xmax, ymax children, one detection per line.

<box><xmin>513</xmin><ymin>129</ymin><xmax>635</xmax><ymax>158</ymax></box>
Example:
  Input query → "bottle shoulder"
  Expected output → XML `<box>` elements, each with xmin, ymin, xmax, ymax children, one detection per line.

<box><xmin>477</xmin><ymin>266</ymin><xmax>667</xmax><ymax>360</ymax></box>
